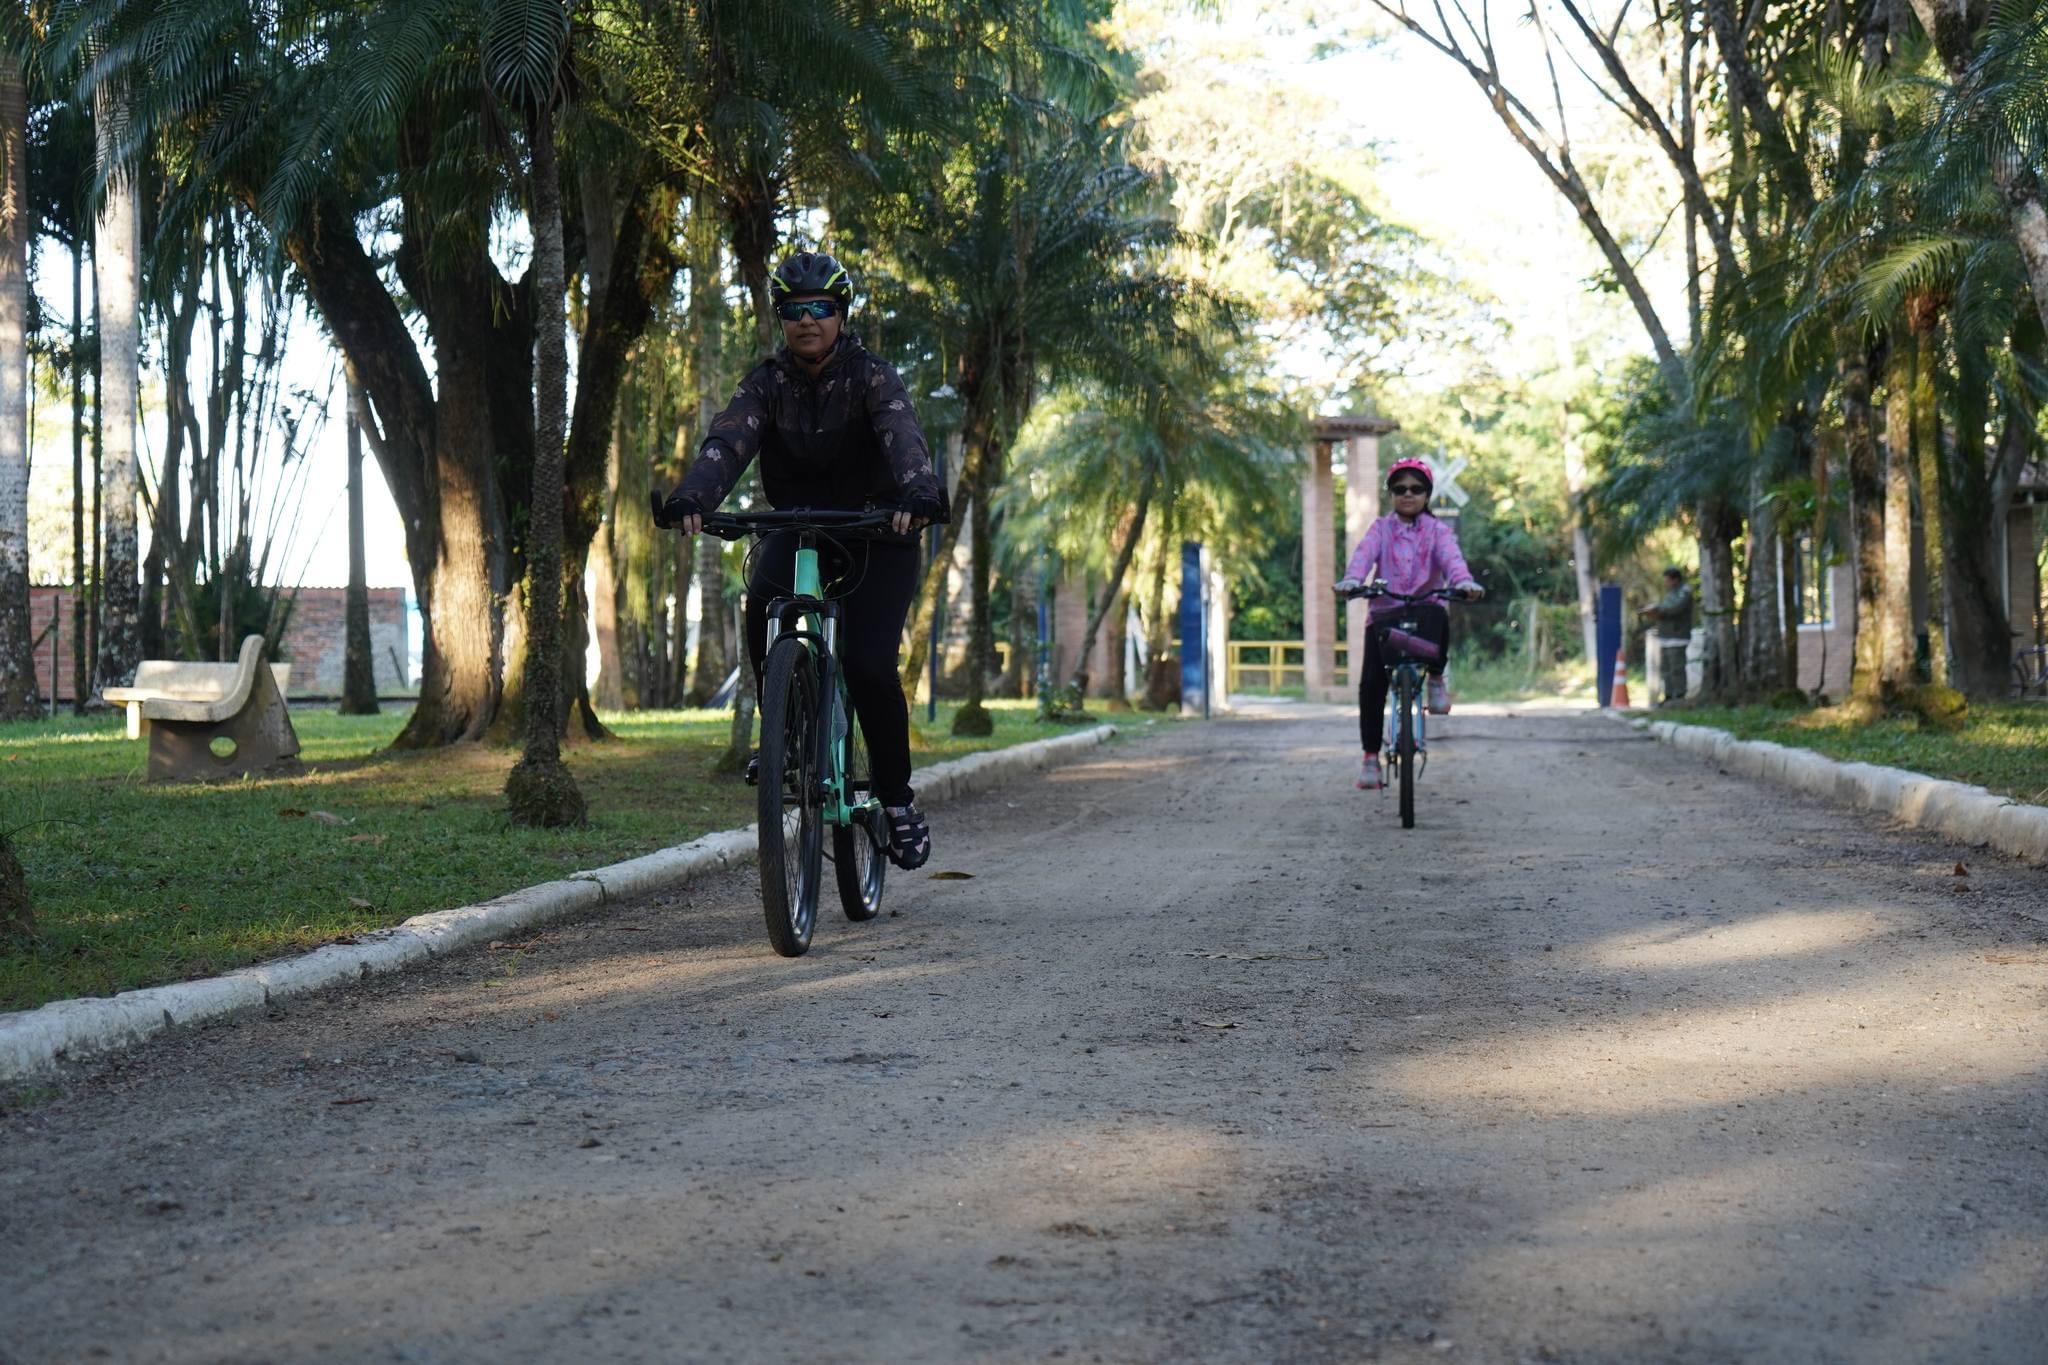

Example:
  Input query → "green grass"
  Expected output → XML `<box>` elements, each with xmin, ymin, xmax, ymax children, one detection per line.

<box><xmin>0</xmin><ymin>698</ymin><xmax>1072</xmax><ymax>1011</ymax></box>
<box><xmin>1675</xmin><ymin>701</ymin><xmax>2048</xmax><ymax>807</ymax></box>
<box><xmin>1448</xmin><ymin>654</ymin><xmax>1596</xmax><ymax>705</ymax></box>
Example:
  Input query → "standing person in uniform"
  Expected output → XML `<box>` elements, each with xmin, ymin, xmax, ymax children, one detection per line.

<box><xmin>1638</xmin><ymin>567</ymin><xmax>1695</xmax><ymax>704</ymax></box>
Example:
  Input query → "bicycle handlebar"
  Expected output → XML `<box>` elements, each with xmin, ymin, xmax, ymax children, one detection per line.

<box><xmin>649</xmin><ymin>493</ymin><xmax>898</xmax><ymax>540</ymax></box>
<box><xmin>1336</xmin><ymin>582</ymin><xmax>1475</xmax><ymax>603</ymax></box>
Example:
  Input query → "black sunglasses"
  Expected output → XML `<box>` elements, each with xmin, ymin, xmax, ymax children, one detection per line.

<box><xmin>1388</xmin><ymin>483</ymin><xmax>1429</xmax><ymax>495</ymax></box>
<box><xmin>776</xmin><ymin>299</ymin><xmax>841</xmax><ymax>321</ymax></box>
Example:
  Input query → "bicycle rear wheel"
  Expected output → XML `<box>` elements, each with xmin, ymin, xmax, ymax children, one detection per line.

<box><xmin>1396</xmin><ymin>674</ymin><xmax>1416</xmax><ymax>829</ymax></box>
<box><xmin>758</xmin><ymin>639</ymin><xmax>825</xmax><ymax>957</ymax></box>
<box><xmin>832</xmin><ymin>697</ymin><xmax>886</xmax><ymax>921</ymax></box>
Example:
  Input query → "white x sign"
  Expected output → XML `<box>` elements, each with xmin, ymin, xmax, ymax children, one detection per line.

<box><xmin>1429</xmin><ymin>453</ymin><xmax>1471</xmax><ymax>507</ymax></box>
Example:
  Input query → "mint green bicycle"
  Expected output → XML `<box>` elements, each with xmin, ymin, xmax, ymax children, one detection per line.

<box><xmin>652</xmin><ymin>501</ymin><xmax>893</xmax><ymax>956</ymax></box>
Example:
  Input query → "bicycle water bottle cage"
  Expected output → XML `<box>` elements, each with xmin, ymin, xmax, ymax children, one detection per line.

<box><xmin>1382</xmin><ymin>626</ymin><xmax>1442</xmax><ymax>665</ymax></box>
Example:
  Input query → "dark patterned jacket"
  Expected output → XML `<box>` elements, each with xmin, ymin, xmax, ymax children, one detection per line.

<box><xmin>679</xmin><ymin>334</ymin><xmax>948</xmax><ymax>522</ymax></box>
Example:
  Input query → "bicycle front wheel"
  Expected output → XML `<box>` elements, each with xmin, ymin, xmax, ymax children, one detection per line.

<box><xmin>832</xmin><ymin>700</ymin><xmax>886</xmax><ymax>921</ymax></box>
<box><xmin>1396</xmin><ymin>674</ymin><xmax>1417</xmax><ymax>829</ymax></box>
<box><xmin>758</xmin><ymin>638</ymin><xmax>825</xmax><ymax>957</ymax></box>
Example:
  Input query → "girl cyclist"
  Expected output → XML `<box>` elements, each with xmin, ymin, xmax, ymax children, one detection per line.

<box><xmin>1333</xmin><ymin>458</ymin><xmax>1485</xmax><ymax>791</ymax></box>
<box><xmin>662</xmin><ymin>250</ymin><xmax>946</xmax><ymax>869</ymax></box>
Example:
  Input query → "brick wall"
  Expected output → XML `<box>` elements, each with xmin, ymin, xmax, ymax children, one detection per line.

<box><xmin>25</xmin><ymin>585</ymin><xmax>409</xmax><ymax>702</ymax></box>
<box><xmin>278</xmin><ymin>588</ymin><xmax>409</xmax><ymax>696</ymax></box>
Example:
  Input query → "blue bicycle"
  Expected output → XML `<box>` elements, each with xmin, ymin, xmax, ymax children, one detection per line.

<box><xmin>653</xmin><ymin>501</ymin><xmax>893</xmax><ymax>956</ymax></box>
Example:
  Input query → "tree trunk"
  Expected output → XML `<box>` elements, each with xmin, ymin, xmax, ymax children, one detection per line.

<box><xmin>951</xmin><ymin>453</ymin><xmax>998</xmax><ymax>736</ymax></box>
<box><xmin>1908</xmin><ymin>301</ymin><xmax>1948</xmax><ymax>687</ymax></box>
<box><xmin>142</xmin><ymin>268</ymin><xmax>202</xmax><ymax>661</ymax></box>
<box><xmin>590</xmin><ymin>492</ymin><xmax>625</xmax><ymax>709</ymax></box>
<box><xmin>1739</xmin><ymin>462</ymin><xmax>1784</xmax><ymax>696</ymax></box>
<box><xmin>1100</xmin><ymin>585</ymin><xmax>1128</xmax><ymax>705</ymax></box>
<box><xmin>900</xmin><ymin>414</ymin><xmax>989</xmax><ymax>704</ymax></box>
<box><xmin>667</xmin><ymin>535</ymin><xmax>691</xmax><ymax>705</ymax></box>
<box><xmin>94</xmin><ymin>83</ymin><xmax>143</xmax><ymax>688</ymax></box>
<box><xmin>550</xmin><ymin>174</ymin><xmax>673</xmax><ymax>741</ymax></box>
<box><xmin>1941</xmin><ymin>389</ymin><xmax>2028</xmax><ymax>700</ymax></box>
<box><xmin>70</xmin><ymin>244</ymin><xmax>86</xmax><ymax>713</ymax></box>
<box><xmin>505</xmin><ymin>103</ymin><xmax>585</xmax><ymax>827</ymax></box>
<box><xmin>1880</xmin><ymin>346</ymin><xmax>1915</xmax><ymax>689</ymax></box>
<box><xmin>901</xmin><ymin>490</ymin><xmax>969</xmax><ymax>704</ymax></box>
<box><xmin>680</xmin><ymin>209</ymin><xmax>728</xmax><ymax>709</ymax></box>
<box><xmin>1695</xmin><ymin>498</ymin><xmax>1741</xmax><ymax>700</ymax></box>
<box><xmin>1004</xmin><ymin>570</ymin><xmax>1033</xmax><ymax>699</ymax></box>
<box><xmin>718</xmin><ymin>191</ymin><xmax>776</xmax><ymax>772</ymax></box>
<box><xmin>1066</xmin><ymin>467</ymin><xmax>1154</xmax><ymax>696</ymax></box>
<box><xmin>0</xmin><ymin>50</ymin><xmax>33</xmax><ymax>718</ymax></box>
<box><xmin>1140</xmin><ymin>533</ymin><xmax>1180</xmax><ymax>711</ymax></box>
<box><xmin>1779</xmin><ymin>530</ymin><xmax>1801</xmax><ymax>692</ymax></box>
<box><xmin>686</xmin><ymin>534</ymin><xmax>728</xmax><ymax>706</ymax></box>
<box><xmin>341</xmin><ymin>379</ymin><xmax>379</xmax><ymax>714</ymax></box>
<box><xmin>1844</xmin><ymin>341</ymin><xmax>1887</xmax><ymax>701</ymax></box>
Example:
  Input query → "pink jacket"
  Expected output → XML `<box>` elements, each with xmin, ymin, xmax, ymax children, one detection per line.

<box><xmin>1345</xmin><ymin>513</ymin><xmax>1478</xmax><ymax>620</ymax></box>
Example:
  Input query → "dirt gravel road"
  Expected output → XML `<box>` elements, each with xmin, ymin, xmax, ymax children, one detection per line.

<box><xmin>3</xmin><ymin>702</ymin><xmax>2045</xmax><ymax>1364</ymax></box>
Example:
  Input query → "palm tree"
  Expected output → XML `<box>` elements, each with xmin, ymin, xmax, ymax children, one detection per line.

<box><xmin>495</xmin><ymin>0</ymin><xmax>585</xmax><ymax>825</ymax></box>
<box><xmin>1005</xmin><ymin>348</ymin><xmax>1301</xmax><ymax>699</ymax></box>
<box><xmin>0</xmin><ymin>36</ymin><xmax>34</xmax><ymax>719</ymax></box>
<box><xmin>91</xmin><ymin>49</ymin><xmax>143</xmax><ymax>687</ymax></box>
<box><xmin>879</xmin><ymin>109</ymin><xmax>1188</xmax><ymax>734</ymax></box>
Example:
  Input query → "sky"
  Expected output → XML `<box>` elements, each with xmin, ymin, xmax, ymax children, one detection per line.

<box><xmin>26</xmin><ymin>0</ymin><xmax>1691</xmax><ymax>600</ymax></box>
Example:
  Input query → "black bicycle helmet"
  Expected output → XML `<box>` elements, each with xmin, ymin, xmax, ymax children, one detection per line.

<box><xmin>770</xmin><ymin>250</ymin><xmax>855</xmax><ymax>305</ymax></box>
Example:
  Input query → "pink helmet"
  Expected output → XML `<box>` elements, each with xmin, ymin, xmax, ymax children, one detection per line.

<box><xmin>1385</xmin><ymin>458</ymin><xmax>1433</xmax><ymax>492</ymax></box>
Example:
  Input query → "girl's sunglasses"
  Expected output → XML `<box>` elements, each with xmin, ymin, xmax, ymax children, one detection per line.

<box><xmin>776</xmin><ymin>299</ymin><xmax>841</xmax><ymax>321</ymax></box>
<box><xmin>1388</xmin><ymin>483</ymin><xmax>1429</xmax><ymax>496</ymax></box>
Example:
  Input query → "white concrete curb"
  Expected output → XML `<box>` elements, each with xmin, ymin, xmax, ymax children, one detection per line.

<box><xmin>1</xmin><ymin>723</ymin><xmax>1122</xmax><ymax>1081</ymax></box>
<box><xmin>1628</xmin><ymin>715</ymin><xmax>2048</xmax><ymax>865</ymax></box>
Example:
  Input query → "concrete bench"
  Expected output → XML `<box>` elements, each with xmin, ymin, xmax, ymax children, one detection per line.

<box><xmin>103</xmin><ymin>635</ymin><xmax>300</xmax><ymax>782</ymax></box>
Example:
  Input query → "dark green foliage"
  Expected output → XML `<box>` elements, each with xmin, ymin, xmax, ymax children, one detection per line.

<box><xmin>0</xmin><ymin>832</ymin><xmax>30</xmax><ymax>943</ymax></box>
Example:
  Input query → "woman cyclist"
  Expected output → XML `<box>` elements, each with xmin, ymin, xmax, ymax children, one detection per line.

<box><xmin>661</xmin><ymin>250</ymin><xmax>946</xmax><ymax>869</ymax></box>
<box><xmin>1334</xmin><ymin>458</ymin><xmax>1484</xmax><ymax>791</ymax></box>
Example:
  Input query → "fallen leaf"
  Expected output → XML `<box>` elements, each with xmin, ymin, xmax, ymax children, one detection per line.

<box><xmin>1953</xmin><ymin>862</ymin><xmax>1970</xmax><ymax>877</ymax></box>
<box><xmin>1195</xmin><ymin>1020</ymin><xmax>1240</xmax><ymax>1030</ymax></box>
<box><xmin>278</xmin><ymin>808</ymin><xmax>307</xmax><ymax>819</ymax></box>
<box><xmin>308</xmin><ymin>810</ymin><xmax>349</xmax><ymax>827</ymax></box>
<box><xmin>578</xmin><ymin>1136</ymin><xmax>603</xmax><ymax>1149</ymax></box>
<box><xmin>343</xmin><ymin>833</ymin><xmax>387</xmax><ymax>846</ymax></box>
<box><xmin>929</xmin><ymin>870</ymin><xmax>975</xmax><ymax>880</ymax></box>
<box><xmin>345</xmin><ymin>896</ymin><xmax>374</xmax><ymax>909</ymax></box>
<box><xmin>330</xmin><ymin>1096</ymin><xmax>375</xmax><ymax>1106</ymax></box>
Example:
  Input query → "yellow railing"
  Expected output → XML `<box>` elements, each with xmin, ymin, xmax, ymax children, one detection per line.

<box><xmin>1227</xmin><ymin>640</ymin><xmax>1347</xmax><ymax>694</ymax></box>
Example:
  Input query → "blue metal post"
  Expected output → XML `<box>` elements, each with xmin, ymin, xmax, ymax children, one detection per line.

<box><xmin>1597</xmin><ymin>582</ymin><xmax>1622</xmax><ymax>707</ymax></box>
<box><xmin>1179</xmin><ymin>542</ymin><xmax>1206</xmax><ymax>714</ymax></box>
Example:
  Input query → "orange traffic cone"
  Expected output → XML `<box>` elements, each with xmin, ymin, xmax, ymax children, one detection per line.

<box><xmin>1612</xmin><ymin>648</ymin><xmax>1631</xmax><ymax>708</ymax></box>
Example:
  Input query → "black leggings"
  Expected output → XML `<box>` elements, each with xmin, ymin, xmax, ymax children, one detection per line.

<box><xmin>1358</xmin><ymin>602</ymin><xmax>1450</xmax><ymax>752</ymax></box>
<box><xmin>746</xmin><ymin>531</ymin><xmax>920</xmax><ymax>806</ymax></box>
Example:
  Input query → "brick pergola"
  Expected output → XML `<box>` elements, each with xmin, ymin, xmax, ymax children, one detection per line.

<box><xmin>1300</xmin><ymin>413</ymin><xmax>1399</xmax><ymax>701</ymax></box>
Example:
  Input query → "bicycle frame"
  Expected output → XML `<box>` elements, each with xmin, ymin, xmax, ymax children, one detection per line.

<box><xmin>761</xmin><ymin>534</ymin><xmax>877</xmax><ymax>830</ymax></box>
<box><xmin>1385</xmin><ymin>659</ymin><xmax>1428</xmax><ymax>760</ymax></box>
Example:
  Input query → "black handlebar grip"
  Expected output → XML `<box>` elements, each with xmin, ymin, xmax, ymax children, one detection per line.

<box><xmin>649</xmin><ymin>490</ymin><xmax>671</xmax><ymax>529</ymax></box>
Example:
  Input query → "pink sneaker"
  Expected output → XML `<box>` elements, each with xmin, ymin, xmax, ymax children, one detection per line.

<box><xmin>1427</xmin><ymin>675</ymin><xmax>1451</xmax><ymax>715</ymax></box>
<box><xmin>1357</xmin><ymin>753</ymin><xmax>1383</xmax><ymax>790</ymax></box>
